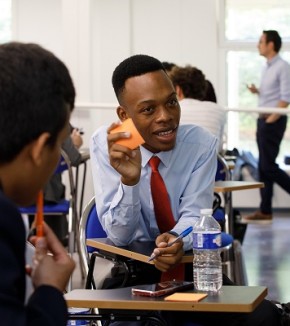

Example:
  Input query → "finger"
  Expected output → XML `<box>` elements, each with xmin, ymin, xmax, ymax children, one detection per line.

<box><xmin>33</xmin><ymin>237</ymin><xmax>47</xmax><ymax>267</ymax></box>
<box><xmin>108</xmin><ymin>132</ymin><xmax>131</xmax><ymax>148</ymax></box>
<box><xmin>25</xmin><ymin>264</ymin><xmax>33</xmax><ymax>277</ymax></box>
<box><xmin>42</xmin><ymin>223</ymin><xmax>68</xmax><ymax>261</ymax></box>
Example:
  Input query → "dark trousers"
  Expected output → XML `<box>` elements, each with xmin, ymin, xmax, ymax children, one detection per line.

<box><xmin>257</xmin><ymin>116</ymin><xmax>290</xmax><ymax>214</ymax></box>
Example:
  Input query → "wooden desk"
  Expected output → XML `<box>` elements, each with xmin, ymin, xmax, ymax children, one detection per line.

<box><xmin>214</xmin><ymin>181</ymin><xmax>264</xmax><ymax>193</ymax></box>
<box><xmin>86</xmin><ymin>238</ymin><xmax>193</xmax><ymax>264</ymax></box>
<box><xmin>65</xmin><ymin>285</ymin><xmax>267</xmax><ymax>313</ymax></box>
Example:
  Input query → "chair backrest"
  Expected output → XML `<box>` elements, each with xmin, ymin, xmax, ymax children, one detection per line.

<box><xmin>215</xmin><ymin>153</ymin><xmax>231</xmax><ymax>181</ymax></box>
<box><xmin>79</xmin><ymin>197</ymin><xmax>107</xmax><ymax>275</ymax></box>
<box><xmin>213</xmin><ymin>154</ymin><xmax>231</xmax><ymax>225</ymax></box>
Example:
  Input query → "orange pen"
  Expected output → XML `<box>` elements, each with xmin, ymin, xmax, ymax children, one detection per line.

<box><xmin>35</xmin><ymin>190</ymin><xmax>44</xmax><ymax>237</ymax></box>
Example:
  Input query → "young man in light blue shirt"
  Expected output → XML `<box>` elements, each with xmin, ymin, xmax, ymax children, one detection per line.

<box><xmin>90</xmin><ymin>54</ymin><xmax>281</xmax><ymax>326</ymax></box>
<box><xmin>246</xmin><ymin>30</ymin><xmax>290</xmax><ymax>223</ymax></box>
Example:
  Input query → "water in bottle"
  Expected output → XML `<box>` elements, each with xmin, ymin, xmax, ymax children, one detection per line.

<box><xmin>192</xmin><ymin>208</ymin><xmax>222</xmax><ymax>293</ymax></box>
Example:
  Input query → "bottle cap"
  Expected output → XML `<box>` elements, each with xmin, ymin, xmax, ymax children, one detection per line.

<box><xmin>200</xmin><ymin>208</ymin><xmax>213</xmax><ymax>215</ymax></box>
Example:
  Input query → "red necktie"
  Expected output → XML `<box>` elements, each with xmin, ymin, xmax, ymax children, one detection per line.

<box><xmin>149</xmin><ymin>156</ymin><xmax>185</xmax><ymax>281</ymax></box>
<box><xmin>149</xmin><ymin>156</ymin><xmax>175</xmax><ymax>233</ymax></box>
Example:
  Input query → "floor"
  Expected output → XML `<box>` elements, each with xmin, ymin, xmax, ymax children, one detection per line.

<box><xmin>241</xmin><ymin>210</ymin><xmax>290</xmax><ymax>303</ymax></box>
<box><xmin>71</xmin><ymin>210</ymin><xmax>290</xmax><ymax>304</ymax></box>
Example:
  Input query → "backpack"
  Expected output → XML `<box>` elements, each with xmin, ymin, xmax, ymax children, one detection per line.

<box><xmin>232</xmin><ymin>150</ymin><xmax>259</xmax><ymax>181</ymax></box>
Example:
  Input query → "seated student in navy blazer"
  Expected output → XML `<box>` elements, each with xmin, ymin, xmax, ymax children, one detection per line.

<box><xmin>0</xmin><ymin>42</ymin><xmax>75</xmax><ymax>325</ymax></box>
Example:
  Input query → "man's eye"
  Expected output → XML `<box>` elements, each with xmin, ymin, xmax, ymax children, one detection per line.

<box><xmin>143</xmin><ymin>106</ymin><xmax>154</xmax><ymax>113</ymax></box>
<box><xmin>167</xmin><ymin>99</ymin><xmax>178</xmax><ymax>107</ymax></box>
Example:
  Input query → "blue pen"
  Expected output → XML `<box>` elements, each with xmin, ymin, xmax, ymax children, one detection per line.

<box><xmin>148</xmin><ymin>226</ymin><xmax>193</xmax><ymax>262</ymax></box>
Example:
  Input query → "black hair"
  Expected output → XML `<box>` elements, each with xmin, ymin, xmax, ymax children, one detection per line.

<box><xmin>0</xmin><ymin>42</ymin><xmax>75</xmax><ymax>164</ymax></box>
<box><xmin>170</xmin><ymin>65</ymin><xmax>208</xmax><ymax>100</ymax></box>
<box><xmin>204</xmin><ymin>80</ymin><xmax>217</xmax><ymax>103</ymax></box>
<box><xmin>112</xmin><ymin>54</ymin><xmax>165</xmax><ymax>101</ymax></box>
<box><xmin>263</xmin><ymin>30</ymin><xmax>282</xmax><ymax>53</ymax></box>
<box><xmin>162</xmin><ymin>61</ymin><xmax>176</xmax><ymax>72</ymax></box>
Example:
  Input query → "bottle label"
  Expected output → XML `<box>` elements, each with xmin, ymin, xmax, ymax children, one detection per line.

<box><xmin>192</xmin><ymin>232</ymin><xmax>221</xmax><ymax>249</ymax></box>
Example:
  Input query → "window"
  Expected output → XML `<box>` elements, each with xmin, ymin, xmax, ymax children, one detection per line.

<box><xmin>221</xmin><ymin>0</ymin><xmax>290</xmax><ymax>161</ymax></box>
<box><xmin>0</xmin><ymin>0</ymin><xmax>12</xmax><ymax>43</ymax></box>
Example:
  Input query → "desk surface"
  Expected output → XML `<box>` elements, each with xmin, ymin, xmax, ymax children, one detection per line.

<box><xmin>214</xmin><ymin>180</ymin><xmax>264</xmax><ymax>193</ymax></box>
<box><xmin>86</xmin><ymin>238</ymin><xmax>193</xmax><ymax>264</ymax></box>
<box><xmin>65</xmin><ymin>285</ymin><xmax>267</xmax><ymax>313</ymax></box>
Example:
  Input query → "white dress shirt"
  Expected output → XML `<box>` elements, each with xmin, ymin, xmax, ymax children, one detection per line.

<box><xmin>179</xmin><ymin>98</ymin><xmax>226</xmax><ymax>152</ymax></box>
<box><xmin>259</xmin><ymin>54</ymin><xmax>290</xmax><ymax>107</ymax></box>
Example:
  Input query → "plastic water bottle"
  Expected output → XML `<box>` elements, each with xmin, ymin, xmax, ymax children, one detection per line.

<box><xmin>192</xmin><ymin>208</ymin><xmax>222</xmax><ymax>293</ymax></box>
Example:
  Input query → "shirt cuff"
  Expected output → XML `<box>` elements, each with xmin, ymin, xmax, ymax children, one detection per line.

<box><xmin>121</xmin><ymin>182</ymin><xmax>140</xmax><ymax>205</ymax></box>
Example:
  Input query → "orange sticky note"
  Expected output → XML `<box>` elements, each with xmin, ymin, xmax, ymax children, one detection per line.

<box><xmin>164</xmin><ymin>292</ymin><xmax>208</xmax><ymax>302</ymax></box>
<box><xmin>110</xmin><ymin>118</ymin><xmax>145</xmax><ymax>149</ymax></box>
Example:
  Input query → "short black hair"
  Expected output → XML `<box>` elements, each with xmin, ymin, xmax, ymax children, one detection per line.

<box><xmin>204</xmin><ymin>80</ymin><xmax>217</xmax><ymax>103</ymax></box>
<box><xmin>0</xmin><ymin>42</ymin><xmax>75</xmax><ymax>164</ymax></box>
<box><xmin>112</xmin><ymin>54</ymin><xmax>165</xmax><ymax>101</ymax></box>
<box><xmin>162</xmin><ymin>61</ymin><xmax>176</xmax><ymax>72</ymax></box>
<box><xmin>170</xmin><ymin>65</ymin><xmax>208</xmax><ymax>100</ymax></box>
<box><xmin>263</xmin><ymin>30</ymin><xmax>282</xmax><ymax>53</ymax></box>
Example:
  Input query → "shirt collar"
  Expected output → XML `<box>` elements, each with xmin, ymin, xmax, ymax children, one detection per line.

<box><xmin>267</xmin><ymin>54</ymin><xmax>280</xmax><ymax>67</ymax></box>
<box><xmin>141</xmin><ymin>146</ymin><xmax>173</xmax><ymax>168</ymax></box>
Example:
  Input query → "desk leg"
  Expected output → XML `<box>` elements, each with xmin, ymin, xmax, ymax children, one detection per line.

<box><xmin>221</xmin><ymin>191</ymin><xmax>248</xmax><ymax>285</ymax></box>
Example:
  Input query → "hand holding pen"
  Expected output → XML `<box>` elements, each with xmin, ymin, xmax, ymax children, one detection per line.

<box><xmin>148</xmin><ymin>226</ymin><xmax>193</xmax><ymax>262</ymax></box>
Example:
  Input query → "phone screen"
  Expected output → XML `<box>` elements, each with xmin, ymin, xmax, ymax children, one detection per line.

<box><xmin>131</xmin><ymin>281</ymin><xmax>193</xmax><ymax>297</ymax></box>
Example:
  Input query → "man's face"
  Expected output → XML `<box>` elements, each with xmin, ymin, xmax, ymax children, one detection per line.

<box><xmin>29</xmin><ymin>113</ymin><xmax>70</xmax><ymax>205</ymax></box>
<box><xmin>119</xmin><ymin>70</ymin><xmax>180</xmax><ymax>153</ymax></box>
<box><xmin>258</xmin><ymin>33</ymin><xmax>271</xmax><ymax>57</ymax></box>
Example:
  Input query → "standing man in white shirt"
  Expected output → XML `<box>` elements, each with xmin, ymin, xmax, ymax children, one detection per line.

<box><xmin>245</xmin><ymin>30</ymin><xmax>290</xmax><ymax>223</ymax></box>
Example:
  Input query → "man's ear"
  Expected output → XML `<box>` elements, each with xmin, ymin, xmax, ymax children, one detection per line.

<box><xmin>116</xmin><ymin>106</ymin><xmax>129</xmax><ymax>122</ymax></box>
<box><xmin>176</xmin><ymin>85</ymin><xmax>184</xmax><ymax>100</ymax></box>
<box><xmin>30</xmin><ymin>132</ymin><xmax>51</xmax><ymax>166</ymax></box>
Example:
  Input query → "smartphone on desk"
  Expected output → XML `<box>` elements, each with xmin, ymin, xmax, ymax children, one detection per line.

<box><xmin>132</xmin><ymin>280</ymin><xmax>193</xmax><ymax>297</ymax></box>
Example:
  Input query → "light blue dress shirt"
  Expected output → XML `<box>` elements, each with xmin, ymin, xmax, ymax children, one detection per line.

<box><xmin>259</xmin><ymin>54</ymin><xmax>290</xmax><ymax>107</ymax></box>
<box><xmin>90</xmin><ymin>124</ymin><xmax>218</xmax><ymax>251</ymax></box>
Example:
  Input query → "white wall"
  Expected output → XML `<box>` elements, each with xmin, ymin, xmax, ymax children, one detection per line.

<box><xmin>12</xmin><ymin>0</ymin><xmax>219</xmax><ymax>103</ymax></box>
<box><xmin>12</xmin><ymin>0</ymin><xmax>221</xmax><ymax>209</ymax></box>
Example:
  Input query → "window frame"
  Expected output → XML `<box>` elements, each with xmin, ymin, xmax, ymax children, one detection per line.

<box><xmin>218</xmin><ymin>0</ymin><xmax>290</xmax><ymax>154</ymax></box>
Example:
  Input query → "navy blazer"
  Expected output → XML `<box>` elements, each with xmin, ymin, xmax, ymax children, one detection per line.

<box><xmin>0</xmin><ymin>190</ymin><xmax>68</xmax><ymax>325</ymax></box>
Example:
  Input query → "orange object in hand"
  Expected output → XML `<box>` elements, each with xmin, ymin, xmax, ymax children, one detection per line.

<box><xmin>110</xmin><ymin>118</ymin><xmax>144</xmax><ymax>149</ymax></box>
<box><xmin>36</xmin><ymin>190</ymin><xmax>44</xmax><ymax>237</ymax></box>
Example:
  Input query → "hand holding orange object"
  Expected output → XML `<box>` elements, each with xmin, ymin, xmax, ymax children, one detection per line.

<box><xmin>110</xmin><ymin>118</ymin><xmax>144</xmax><ymax>149</ymax></box>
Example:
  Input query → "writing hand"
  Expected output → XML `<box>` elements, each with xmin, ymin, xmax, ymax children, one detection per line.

<box><xmin>150</xmin><ymin>233</ymin><xmax>184</xmax><ymax>272</ymax></box>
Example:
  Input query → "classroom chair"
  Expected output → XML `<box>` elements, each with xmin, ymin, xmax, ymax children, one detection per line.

<box><xmin>79</xmin><ymin>196</ymin><xmax>134</xmax><ymax>290</ymax></box>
